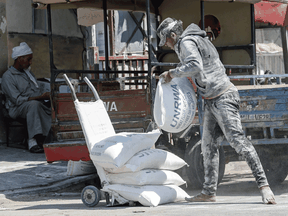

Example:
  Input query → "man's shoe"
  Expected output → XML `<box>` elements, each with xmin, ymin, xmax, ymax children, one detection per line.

<box><xmin>185</xmin><ymin>193</ymin><xmax>216</xmax><ymax>202</ymax></box>
<box><xmin>260</xmin><ymin>186</ymin><xmax>276</xmax><ymax>204</ymax></box>
<box><xmin>29</xmin><ymin>145</ymin><xmax>44</xmax><ymax>153</ymax></box>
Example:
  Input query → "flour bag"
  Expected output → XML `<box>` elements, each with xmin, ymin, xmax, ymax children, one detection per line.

<box><xmin>154</xmin><ymin>77</ymin><xmax>197</xmax><ymax>133</ymax></box>
<box><xmin>90</xmin><ymin>130</ymin><xmax>161</xmax><ymax>169</ymax></box>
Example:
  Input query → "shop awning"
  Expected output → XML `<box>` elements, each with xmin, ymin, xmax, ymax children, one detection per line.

<box><xmin>32</xmin><ymin>0</ymin><xmax>158</xmax><ymax>12</ymax></box>
<box><xmin>255</xmin><ymin>1</ymin><xmax>288</xmax><ymax>26</ymax></box>
<box><xmin>33</xmin><ymin>0</ymin><xmax>288</xmax><ymax>26</ymax></box>
<box><xmin>32</xmin><ymin>0</ymin><xmax>261</xmax><ymax>11</ymax></box>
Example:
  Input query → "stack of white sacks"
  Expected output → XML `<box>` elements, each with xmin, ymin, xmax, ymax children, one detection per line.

<box><xmin>97</xmin><ymin>77</ymin><xmax>197</xmax><ymax>206</ymax></box>
<box><xmin>69</xmin><ymin>76</ymin><xmax>196</xmax><ymax>207</ymax></box>
<box><xmin>89</xmin><ymin>129</ymin><xmax>189</xmax><ymax>207</ymax></box>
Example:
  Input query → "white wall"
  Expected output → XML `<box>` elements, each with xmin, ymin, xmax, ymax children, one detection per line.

<box><xmin>51</xmin><ymin>9</ymin><xmax>82</xmax><ymax>38</ymax></box>
<box><xmin>6</xmin><ymin>0</ymin><xmax>33</xmax><ymax>33</ymax></box>
<box><xmin>0</xmin><ymin>0</ymin><xmax>7</xmax><ymax>75</ymax></box>
<box><xmin>6</xmin><ymin>0</ymin><xmax>82</xmax><ymax>38</ymax></box>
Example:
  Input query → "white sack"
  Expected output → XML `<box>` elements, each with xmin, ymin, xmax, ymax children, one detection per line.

<box><xmin>154</xmin><ymin>77</ymin><xmax>197</xmax><ymax>133</ymax></box>
<box><xmin>102</xmin><ymin>184</ymin><xmax>188</xmax><ymax>207</ymax></box>
<box><xmin>106</xmin><ymin>169</ymin><xmax>186</xmax><ymax>186</ymax></box>
<box><xmin>66</xmin><ymin>160</ymin><xmax>96</xmax><ymax>176</ymax></box>
<box><xmin>105</xmin><ymin>149</ymin><xmax>187</xmax><ymax>173</ymax></box>
<box><xmin>74</xmin><ymin>99</ymin><xmax>116</xmax><ymax>152</ymax></box>
<box><xmin>90</xmin><ymin>130</ymin><xmax>161</xmax><ymax>169</ymax></box>
<box><xmin>91</xmin><ymin>160</ymin><xmax>110</xmax><ymax>187</ymax></box>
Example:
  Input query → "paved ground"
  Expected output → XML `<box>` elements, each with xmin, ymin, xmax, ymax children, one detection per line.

<box><xmin>1</xmin><ymin>143</ymin><xmax>288</xmax><ymax>215</ymax></box>
<box><xmin>0</xmin><ymin>144</ymin><xmax>96</xmax><ymax>195</ymax></box>
<box><xmin>1</xmin><ymin>173</ymin><xmax>287</xmax><ymax>216</ymax></box>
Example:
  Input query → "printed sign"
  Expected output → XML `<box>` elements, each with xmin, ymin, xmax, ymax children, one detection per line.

<box><xmin>103</xmin><ymin>101</ymin><xmax>118</xmax><ymax>112</ymax></box>
<box><xmin>241</xmin><ymin>114</ymin><xmax>271</xmax><ymax>121</ymax></box>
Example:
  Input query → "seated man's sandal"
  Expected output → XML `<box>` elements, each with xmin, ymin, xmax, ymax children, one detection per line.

<box><xmin>30</xmin><ymin>145</ymin><xmax>44</xmax><ymax>153</ymax></box>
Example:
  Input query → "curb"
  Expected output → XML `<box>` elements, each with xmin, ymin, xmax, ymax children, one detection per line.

<box><xmin>1</xmin><ymin>174</ymin><xmax>97</xmax><ymax>196</ymax></box>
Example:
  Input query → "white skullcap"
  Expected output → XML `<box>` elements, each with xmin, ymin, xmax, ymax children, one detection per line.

<box><xmin>11</xmin><ymin>42</ymin><xmax>33</xmax><ymax>60</ymax></box>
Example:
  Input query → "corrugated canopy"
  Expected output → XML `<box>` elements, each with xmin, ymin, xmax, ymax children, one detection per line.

<box><xmin>32</xmin><ymin>0</ymin><xmax>158</xmax><ymax>12</ymax></box>
<box><xmin>255</xmin><ymin>1</ymin><xmax>288</xmax><ymax>26</ymax></box>
<box><xmin>32</xmin><ymin>0</ymin><xmax>268</xmax><ymax>11</ymax></box>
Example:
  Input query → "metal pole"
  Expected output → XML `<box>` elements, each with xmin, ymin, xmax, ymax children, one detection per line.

<box><xmin>281</xmin><ymin>26</ymin><xmax>288</xmax><ymax>83</ymax></box>
<box><xmin>91</xmin><ymin>25</ymin><xmax>97</xmax><ymax>47</ymax></box>
<box><xmin>47</xmin><ymin>4</ymin><xmax>57</xmax><ymax>135</ymax></box>
<box><xmin>145</xmin><ymin>0</ymin><xmax>152</xmax><ymax>76</ymax></box>
<box><xmin>145</xmin><ymin>0</ymin><xmax>153</xmax><ymax>101</ymax></box>
<box><xmin>198</xmin><ymin>0</ymin><xmax>205</xmax><ymax>137</ymax></box>
<box><xmin>103</xmin><ymin>0</ymin><xmax>109</xmax><ymax>71</ymax></box>
<box><xmin>200</xmin><ymin>1</ymin><xmax>205</xmax><ymax>30</ymax></box>
<box><xmin>47</xmin><ymin>5</ymin><xmax>54</xmax><ymax>71</ymax></box>
<box><xmin>250</xmin><ymin>4</ymin><xmax>256</xmax><ymax>71</ymax></box>
<box><xmin>32</xmin><ymin>8</ymin><xmax>35</xmax><ymax>33</ymax></box>
<box><xmin>47</xmin><ymin>5</ymin><xmax>55</xmax><ymax>93</ymax></box>
<box><xmin>84</xmin><ymin>77</ymin><xmax>101</xmax><ymax>101</ymax></box>
<box><xmin>108</xmin><ymin>11</ymin><xmax>115</xmax><ymax>56</ymax></box>
<box><xmin>155</xmin><ymin>8</ymin><xmax>160</xmax><ymax>60</ymax></box>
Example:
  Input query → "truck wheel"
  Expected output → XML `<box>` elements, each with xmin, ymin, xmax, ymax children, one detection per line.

<box><xmin>185</xmin><ymin>140</ymin><xmax>226</xmax><ymax>189</ymax></box>
<box><xmin>258</xmin><ymin>149</ymin><xmax>288</xmax><ymax>185</ymax></box>
<box><xmin>81</xmin><ymin>185</ymin><xmax>101</xmax><ymax>207</ymax></box>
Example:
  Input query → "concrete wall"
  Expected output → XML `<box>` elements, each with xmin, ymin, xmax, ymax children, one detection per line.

<box><xmin>0</xmin><ymin>0</ymin><xmax>84</xmax><ymax>143</ymax></box>
<box><xmin>0</xmin><ymin>0</ymin><xmax>7</xmax><ymax>77</ymax></box>
<box><xmin>159</xmin><ymin>1</ymin><xmax>252</xmax><ymax>66</ymax></box>
<box><xmin>6</xmin><ymin>0</ymin><xmax>33</xmax><ymax>33</ymax></box>
<box><xmin>7</xmin><ymin>34</ymin><xmax>83</xmax><ymax>78</ymax></box>
<box><xmin>6</xmin><ymin>0</ymin><xmax>82</xmax><ymax>37</ymax></box>
<box><xmin>50</xmin><ymin>9</ymin><xmax>82</xmax><ymax>38</ymax></box>
<box><xmin>0</xmin><ymin>0</ymin><xmax>7</xmax><ymax>143</ymax></box>
<box><xmin>5</xmin><ymin>0</ymin><xmax>84</xmax><ymax>78</ymax></box>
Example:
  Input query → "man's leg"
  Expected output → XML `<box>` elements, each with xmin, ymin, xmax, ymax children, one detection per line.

<box><xmin>186</xmin><ymin>101</ymin><xmax>223</xmax><ymax>202</ymax></box>
<box><xmin>34</xmin><ymin>133</ymin><xmax>46</xmax><ymax>148</ymax></box>
<box><xmin>11</xmin><ymin>100</ymin><xmax>51</xmax><ymax>153</ymax></box>
<box><xmin>16</xmin><ymin>100</ymin><xmax>51</xmax><ymax>140</ymax></box>
<box><xmin>211</xmin><ymin>87</ymin><xmax>275</xmax><ymax>204</ymax></box>
<box><xmin>28</xmin><ymin>137</ymin><xmax>43</xmax><ymax>153</ymax></box>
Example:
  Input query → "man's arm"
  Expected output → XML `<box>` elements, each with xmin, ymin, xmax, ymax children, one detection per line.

<box><xmin>28</xmin><ymin>92</ymin><xmax>50</xmax><ymax>101</ymax></box>
<box><xmin>169</xmin><ymin>39</ymin><xmax>203</xmax><ymax>78</ymax></box>
<box><xmin>1</xmin><ymin>73</ymin><xmax>29</xmax><ymax>106</ymax></box>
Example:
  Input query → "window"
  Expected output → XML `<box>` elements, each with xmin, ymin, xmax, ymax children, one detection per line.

<box><xmin>199</xmin><ymin>15</ymin><xmax>221</xmax><ymax>41</ymax></box>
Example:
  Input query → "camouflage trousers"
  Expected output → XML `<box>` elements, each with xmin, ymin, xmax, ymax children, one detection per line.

<box><xmin>201</xmin><ymin>86</ymin><xmax>269</xmax><ymax>196</ymax></box>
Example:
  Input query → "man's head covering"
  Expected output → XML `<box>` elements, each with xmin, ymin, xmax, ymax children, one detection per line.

<box><xmin>11</xmin><ymin>42</ymin><xmax>33</xmax><ymax>60</ymax></box>
<box><xmin>157</xmin><ymin>17</ymin><xmax>179</xmax><ymax>47</ymax></box>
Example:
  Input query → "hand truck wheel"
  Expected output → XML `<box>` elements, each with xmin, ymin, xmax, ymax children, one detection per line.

<box><xmin>81</xmin><ymin>185</ymin><xmax>101</xmax><ymax>207</ymax></box>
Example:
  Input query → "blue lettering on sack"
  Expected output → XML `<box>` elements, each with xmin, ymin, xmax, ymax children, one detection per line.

<box><xmin>170</xmin><ymin>84</ymin><xmax>181</xmax><ymax>128</ymax></box>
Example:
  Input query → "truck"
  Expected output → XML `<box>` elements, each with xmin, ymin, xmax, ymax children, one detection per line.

<box><xmin>32</xmin><ymin>0</ymin><xmax>288</xmax><ymax>188</ymax></box>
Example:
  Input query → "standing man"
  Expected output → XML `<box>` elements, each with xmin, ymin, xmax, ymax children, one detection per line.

<box><xmin>157</xmin><ymin>18</ymin><xmax>276</xmax><ymax>204</ymax></box>
<box><xmin>2</xmin><ymin>42</ymin><xmax>51</xmax><ymax>153</ymax></box>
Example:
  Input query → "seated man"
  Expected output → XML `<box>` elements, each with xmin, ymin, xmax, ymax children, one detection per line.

<box><xmin>2</xmin><ymin>42</ymin><xmax>51</xmax><ymax>153</ymax></box>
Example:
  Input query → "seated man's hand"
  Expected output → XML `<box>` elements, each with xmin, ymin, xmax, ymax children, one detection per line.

<box><xmin>40</xmin><ymin>92</ymin><xmax>50</xmax><ymax>100</ymax></box>
<box><xmin>159</xmin><ymin>71</ymin><xmax>173</xmax><ymax>83</ymax></box>
<box><xmin>28</xmin><ymin>92</ymin><xmax>50</xmax><ymax>101</ymax></box>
